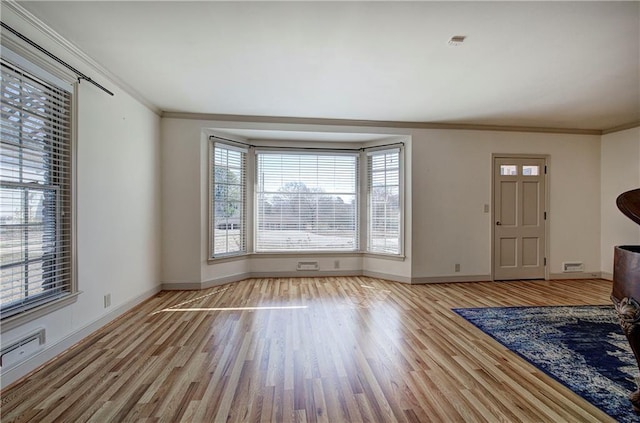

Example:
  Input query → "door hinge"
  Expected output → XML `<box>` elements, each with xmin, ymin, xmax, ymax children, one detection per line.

<box><xmin>544</xmin><ymin>257</ymin><xmax>547</xmax><ymax>266</ymax></box>
<box><xmin>544</xmin><ymin>165</ymin><xmax>547</xmax><ymax>174</ymax></box>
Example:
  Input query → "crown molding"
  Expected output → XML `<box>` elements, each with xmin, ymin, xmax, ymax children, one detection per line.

<box><xmin>161</xmin><ymin>112</ymin><xmax>603</xmax><ymax>136</ymax></box>
<box><xmin>2</xmin><ymin>0</ymin><xmax>161</xmax><ymax>116</ymax></box>
<box><xmin>602</xmin><ymin>121</ymin><xmax>640</xmax><ymax>135</ymax></box>
<box><xmin>5</xmin><ymin>1</ymin><xmax>632</xmax><ymax>134</ymax></box>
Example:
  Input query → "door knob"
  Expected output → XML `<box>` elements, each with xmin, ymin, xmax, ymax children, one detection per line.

<box><xmin>496</xmin><ymin>221</ymin><xmax>502</xmax><ymax>226</ymax></box>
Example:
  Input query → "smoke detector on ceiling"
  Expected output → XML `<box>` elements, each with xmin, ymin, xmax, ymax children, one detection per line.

<box><xmin>448</xmin><ymin>35</ymin><xmax>466</xmax><ymax>46</ymax></box>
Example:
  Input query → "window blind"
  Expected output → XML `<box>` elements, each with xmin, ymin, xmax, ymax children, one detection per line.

<box><xmin>256</xmin><ymin>151</ymin><xmax>358</xmax><ymax>252</ymax></box>
<box><xmin>211</xmin><ymin>141</ymin><xmax>247</xmax><ymax>257</ymax></box>
<box><xmin>1</xmin><ymin>59</ymin><xmax>73</xmax><ymax>318</ymax></box>
<box><xmin>368</xmin><ymin>148</ymin><xmax>401</xmax><ymax>254</ymax></box>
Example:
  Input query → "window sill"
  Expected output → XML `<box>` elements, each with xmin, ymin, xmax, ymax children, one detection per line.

<box><xmin>363</xmin><ymin>252</ymin><xmax>406</xmax><ymax>261</ymax></box>
<box><xmin>207</xmin><ymin>253</ymin><xmax>251</xmax><ymax>264</ymax></box>
<box><xmin>1</xmin><ymin>291</ymin><xmax>81</xmax><ymax>334</ymax></box>
<box><xmin>207</xmin><ymin>251</ymin><xmax>404</xmax><ymax>264</ymax></box>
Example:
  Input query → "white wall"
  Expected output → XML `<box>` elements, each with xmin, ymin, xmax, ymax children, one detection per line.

<box><xmin>162</xmin><ymin>117</ymin><xmax>603</xmax><ymax>285</ymax></box>
<box><xmin>160</xmin><ymin>118</ymin><xmax>204</xmax><ymax>285</ymax></box>
<box><xmin>410</xmin><ymin>129</ymin><xmax>602</xmax><ymax>280</ymax></box>
<box><xmin>1</xmin><ymin>9</ymin><xmax>162</xmax><ymax>388</ymax></box>
<box><xmin>600</xmin><ymin>127</ymin><xmax>640</xmax><ymax>278</ymax></box>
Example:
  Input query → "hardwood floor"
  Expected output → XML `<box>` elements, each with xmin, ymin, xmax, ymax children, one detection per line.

<box><xmin>1</xmin><ymin>277</ymin><xmax>619</xmax><ymax>422</ymax></box>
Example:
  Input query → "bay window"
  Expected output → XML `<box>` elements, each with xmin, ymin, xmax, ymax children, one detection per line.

<box><xmin>208</xmin><ymin>138</ymin><xmax>403</xmax><ymax>258</ymax></box>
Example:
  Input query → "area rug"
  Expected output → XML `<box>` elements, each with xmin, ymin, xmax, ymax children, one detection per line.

<box><xmin>454</xmin><ymin>305</ymin><xmax>638</xmax><ymax>422</ymax></box>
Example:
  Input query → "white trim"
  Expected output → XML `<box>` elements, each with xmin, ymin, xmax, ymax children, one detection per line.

<box><xmin>0</xmin><ymin>285</ymin><xmax>161</xmax><ymax>389</ymax></box>
<box><xmin>601</xmin><ymin>272</ymin><xmax>613</xmax><ymax>281</ymax></box>
<box><xmin>410</xmin><ymin>275</ymin><xmax>492</xmax><ymax>284</ymax></box>
<box><xmin>250</xmin><ymin>270</ymin><xmax>361</xmax><ymax>279</ymax></box>
<box><xmin>161</xmin><ymin>281</ymin><xmax>207</xmax><ymax>290</ymax></box>
<box><xmin>0</xmin><ymin>45</ymin><xmax>73</xmax><ymax>91</ymax></box>
<box><xmin>549</xmin><ymin>272</ymin><xmax>602</xmax><ymax>280</ymax></box>
<box><xmin>161</xmin><ymin>112</ymin><xmax>605</xmax><ymax>136</ymax></box>
<box><xmin>163</xmin><ymin>271</ymin><xmax>605</xmax><ymax>291</ymax></box>
<box><xmin>362</xmin><ymin>270</ymin><xmax>411</xmax><ymax>284</ymax></box>
<box><xmin>163</xmin><ymin>271</ymin><xmax>364</xmax><ymax>290</ymax></box>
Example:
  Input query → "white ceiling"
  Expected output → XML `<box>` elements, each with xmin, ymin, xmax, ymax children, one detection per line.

<box><xmin>15</xmin><ymin>1</ymin><xmax>640</xmax><ymax>131</ymax></box>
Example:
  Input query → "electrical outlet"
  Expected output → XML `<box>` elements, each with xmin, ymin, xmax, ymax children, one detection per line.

<box><xmin>455</xmin><ymin>263</ymin><xmax>460</xmax><ymax>272</ymax></box>
<box><xmin>484</xmin><ymin>204</ymin><xmax>490</xmax><ymax>213</ymax></box>
<box><xmin>334</xmin><ymin>260</ymin><xmax>340</xmax><ymax>269</ymax></box>
<box><xmin>104</xmin><ymin>294</ymin><xmax>111</xmax><ymax>308</ymax></box>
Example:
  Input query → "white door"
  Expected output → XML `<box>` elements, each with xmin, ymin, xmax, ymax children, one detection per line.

<box><xmin>493</xmin><ymin>157</ymin><xmax>546</xmax><ymax>280</ymax></box>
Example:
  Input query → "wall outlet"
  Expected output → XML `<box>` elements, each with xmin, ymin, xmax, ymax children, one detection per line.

<box><xmin>484</xmin><ymin>204</ymin><xmax>490</xmax><ymax>213</ymax></box>
<box><xmin>455</xmin><ymin>263</ymin><xmax>461</xmax><ymax>272</ymax></box>
<box><xmin>334</xmin><ymin>260</ymin><xmax>340</xmax><ymax>269</ymax></box>
<box><xmin>104</xmin><ymin>294</ymin><xmax>111</xmax><ymax>308</ymax></box>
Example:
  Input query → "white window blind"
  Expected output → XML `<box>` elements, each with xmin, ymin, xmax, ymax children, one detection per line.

<box><xmin>1</xmin><ymin>58</ymin><xmax>73</xmax><ymax>319</ymax></box>
<box><xmin>256</xmin><ymin>151</ymin><xmax>358</xmax><ymax>252</ymax></box>
<box><xmin>211</xmin><ymin>141</ymin><xmax>247</xmax><ymax>257</ymax></box>
<box><xmin>368</xmin><ymin>148</ymin><xmax>401</xmax><ymax>255</ymax></box>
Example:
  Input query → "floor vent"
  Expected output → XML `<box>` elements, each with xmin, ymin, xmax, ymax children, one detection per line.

<box><xmin>562</xmin><ymin>262</ymin><xmax>584</xmax><ymax>273</ymax></box>
<box><xmin>297</xmin><ymin>261</ymin><xmax>319</xmax><ymax>271</ymax></box>
<box><xmin>1</xmin><ymin>328</ymin><xmax>45</xmax><ymax>369</ymax></box>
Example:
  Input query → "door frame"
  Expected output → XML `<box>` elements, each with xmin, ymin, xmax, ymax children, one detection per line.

<box><xmin>491</xmin><ymin>153</ymin><xmax>550</xmax><ymax>281</ymax></box>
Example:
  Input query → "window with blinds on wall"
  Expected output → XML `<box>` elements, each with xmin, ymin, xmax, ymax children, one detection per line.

<box><xmin>0</xmin><ymin>58</ymin><xmax>73</xmax><ymax>319</ymax></box>
<box><xmin>255</xmin><ymin>151</ymin><xmax>358</xmax><ymax>252</ymax></box>
<box><xmin>368</xmin><ymin>149</ymin><xmax>401</xmax><ymax>255</ymax></box>
<box><xmin>211</xmin><ymin>141</ymin><xmax>247</xmax><ymax>257</ymax></box>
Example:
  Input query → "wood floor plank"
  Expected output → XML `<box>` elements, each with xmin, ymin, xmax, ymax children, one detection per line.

<box><xmin>0</xmin><ymin>277</ymin><xmax>618</xmax><ymax>422</ymax></box>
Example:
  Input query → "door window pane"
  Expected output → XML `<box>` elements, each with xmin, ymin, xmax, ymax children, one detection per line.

<box><xmin>500</xmin><ymin>165</ymin><xmax>518</xmax><ymax>176</ymax></box>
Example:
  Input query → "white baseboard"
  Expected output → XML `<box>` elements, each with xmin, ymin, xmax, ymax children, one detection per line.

<box><xmin>161</xmin><ymin>281</ymin><xmax>205</xmax><ymax>290</ymax></box>
<box><xmin>601</xmin><ymin>272</ymin><xmax>613</xmax><ymax>281</ymax></box>
<box><xmin>1</xmin><ymin>285</ymin><xmax>161</xmax><ymax>390</ymax></box>
<box><xmin>549</xmin><ymin>271</ymin><xmax>602</xmax><ymax>280</ymax></box>
<box><xmin>249</xmin><ymin>270</ymin><xmax>361</xmax><ymax>279</ymax></box>
<box><xmin>166</xmin><ymin>272</ymin><xmax>495</xmax><ymax>288</ymax></box>
<box><xmin>361</xmin><ymin>270</ymin><xmax>411</xmax><ymax>284</ymax></box>
<box><xmin>201</xmin><ymin>273</ymin><xmax>253</xmax><ymax>289</ymax></box>
<box><xmin>163</xmin><ymin>270</ymin><xmax>364</xmax><ymax>290</ymax></box>
<box><xmin>410</xmin><ymin>275</ymin><xmax>492</xmax><ymax>284</ymax></box>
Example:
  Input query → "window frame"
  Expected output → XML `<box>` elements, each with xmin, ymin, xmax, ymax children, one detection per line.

<box><xmin>0</xmin><ymin>45</ymin><xmax>78</xmax><ymax>332</ymax></box>
<box><xmin>254</xmin><ymin>149</ymin><xmax>360</xmax><ymax>253</ymax></box>
<box><xmin>366</xmin><ymin>147</ymin><xmax>404</xmax><ymax>256</ymax></box>
<box><xmin>207</xmin><ymin>140</ymin><xmax>405</xmax><ymax>261</ymax></box>
<box><xmin>209</xmin><ymin>139</ymin><xmax>248</xmax><ymax>259</ymax></box>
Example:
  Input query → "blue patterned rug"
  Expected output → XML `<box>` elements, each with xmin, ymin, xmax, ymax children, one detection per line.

<box><xmin>454</xmin><ymin>305</ymin><xmax>639</xmax><ymax>422</ymax></box>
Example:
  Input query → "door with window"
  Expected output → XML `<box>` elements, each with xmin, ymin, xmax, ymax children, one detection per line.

<box><xmin>493</xmin><ymin>157</ymin><xmax>547</xmax><ymax>280</ymax></box>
